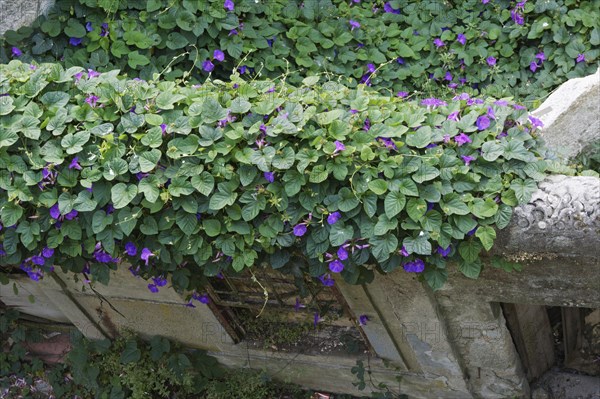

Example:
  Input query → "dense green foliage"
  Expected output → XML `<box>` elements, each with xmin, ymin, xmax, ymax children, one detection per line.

<box><xmin>0</xmin><ymin>60</ymin><xmax>547</xmax><ymax>289</ymax></box>
<box><xmin>1</xmin><ymin>0</ymin><xmax>597</xmax><ymax>102</ymax></box>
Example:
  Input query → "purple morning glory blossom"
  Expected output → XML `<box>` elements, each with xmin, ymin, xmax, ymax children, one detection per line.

<box><xmin>457</xmin><ymin>33</ymin><xmax>466</xmax><ymax>45</ymax></box>
<box><xmin>447</xmin><ymin>111</ymin><xmax>460</xmax><ymax>121</ymax></box>
<box><xmin>576</xmin><ymin>54</ymin><xmax>585</xmax><ymax>63</ymax></box>
<box><xmin>529</xmin><ymin>61</ymin><xmax>538</xmax><ymax>72</ymax></box>
<box><xmin>437</xmin><ymin>246</ymin><xmax>451</xmax><ymax>257</ymax></box>
<box><xmin>293</xmin><ymin>224</ymin><xmax>307</xmax><ymax>237</ymax></box>
<box><xmin>396</xmin><ymin>57</ymin><xmax>405</xmax><ymax>65</ymax></box>
<box><xmin>327</xmin><ymin>211</ymin><xmax>341</xmax><ymax>225</ymax></box>
<box><xmin>334</xmin><ymin>141</ymin><xmax>346</xmax><ymax>153</ymax></box>
<box><xmin>85</xmin><ymin>22</ymin><xmax>93</xmax><ymax>32</ymax></box>
<box><xmin>202</xmin><ymin>60</ymin><xmax>215</xmax><ymax>72</ymax></box>
<box><xmin>433</xmin><ymin>38</ymin><xmax>445</xmax><ymax>47</ymax></box>
<box><xmin>213</xmin><ymin>49</ymin><xmax>225</xmax><ymax>62</ymax></box>
<box><xmin>49</xmin><ymin>204</ymin><xmax>60</xmax><ymax>220</ymax></box>
<box><xmin>152</xmin><ymin>276</ymin><xmax>167</xmax><ymax>287</ymax></box>
<box><xmin>224</xmin><ymin>0</ymin><xmax>234</xmax><ymax>11</ymax></box>
<box><xmin>85</xmin><ymin>95</ymin><xmax>99</xmax><ymax>108</ymax></box>
<box><xmin>403</xmin><ymin>259</ymin><xmax>425</xmax><ymax>273</ymax></box>
<box><xmin>148</xmin><ymin>284</ymin><xmax>159</xmax><ymax>293</ymax></box>
<box><xmin>69</xmin><ymin>157</ymin><xmax>82</xmax><ymax>170</ymax></box>
<box><xmin>383</xmin><ymin>2</ymin><xmax>400</xmax><ymax>14</ymax></box>
<box><xmin>140</xmin><ymin>248</ymin><xmax>154</xmax><ymax>265</ymax></box>
<box><xmin>87</xmin><ymin>69</ymin><xmax>100</xmax><ymax>78</ymax></box>
<box><xmin>359</xmin><ymin>314</ymin><xmax>369</xmax><ymax>326</ymax></box>
<box><xmin>467</xmin><ymin>226</ymin><xmax>478</xmax><ymax>236</ymax></box>
<box><xmin>73</xmin><ymin>72</ymin><xmax>84</xmax><ymax>83</ymax></box>
<box><xmin>314</xmin><ymin>312</ymin><xmax>320</xmax><ymax>327</ymax></box>
<box><xmin>476</xmin><ymin>115</ymin><xmax>490</xmax><ymax>130</ymax></box>
<box><xmin>31</xmin><ymin>256</ymin><xmax>45</xmax><ymax>266</ymax></box>
<box><xmin>397</xmin><ymin>91</ymin><xmax>408</xmax><ymax>98</ymax></box>
<box><xmin>367</xmin><ymin>63</ymin><xmax>376</xmax><ymax>73</ymax></box>
<box><xmin>421</xmin><ymin>98</ymin><xmax>447</xmax><ymax>107</ymax></box>
<box><xmin>125</xmin><ymin>242</ymin><xmax>137</xmax><ymax>256</ymax></box>
<box><xmin>11</xmin><ymin>47</ymin><xmax>22</xmax><ymax>57</ymax></box>
<box><xmin>69</xmin><ymin>37</ymin><xmax>82</xmax><ymax>46</ymax></box>
<box><xmin>349</xmin><ymin>20</ymin><xmax>360</xmax><ymax>30</ymax></box>
<box><xmin>329</xmin><ymin>259</ymin><xmax>344</xmax><ymax>273</ymax></box>
<box><xmin>454</xmin><ymin>133</ymin><xmax>472</xmax><ymax>146</ymax></box>
<box><xmin>264</xmin><ymin>172</ymin><xmax>275</xmax><ymax>183</ymax></box>
<box><xmin>444</xmin><ymin>71</ymin><xmax>453</xmax><ymax>81</ymax></box>
<box><xmin>535</xmin><ymin>52</ymin><xmax>545</xmax><ymax>62</ymax></box>
<box><xmin>400</xmin><ymin>246</ymin><xmax>409</xmax><ymax>257</ymax></box>
<box><xmin>318</xmin><ymin>274</ymin><xmax>335</xmax><ymax>287</ymax></box>
<box><xmin>64</xmin><ymin>210</ymin><xmax>78</xmax><ymax>220</ymax></box>
<box><xmin>100</xmin><ymin>22</ymin><xmax>109</xmax><ymax>37</ymax></box>
<box><xmin>42</xmin><ymin>247</ymin><xmax>54</xmax><ymax>258</ymax></box>
<box><xmin>461</xmin><ymin>155</ymin><xmax>476</xmax><ymax>166</ymax></box>
<box><xmin>486</xmin><ymin>56</ymin><xmax>496</xmax><ymax>66</ymax></box>
<box><xmin>511</xmin><ymin>9</ymin><xmax>524</xmax><ymax>25</ymax></box>
<box><xmin>198</xmin><ymin>294</ymin><xmax>210</xmax><ymax>304</ymax></box>
<box><xmin>528</xmin><ymin>115</ymin><xmax>544</xmax><ymax>130</ymax></box>
<box><xmin>337</xmin><ymin>246</ymin><xmax>348</xmax><ymax>261</ymax></box>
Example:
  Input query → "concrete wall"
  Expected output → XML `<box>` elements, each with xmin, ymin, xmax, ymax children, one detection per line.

<box><xmin>0</xmin><ymin>0</ymin><xmax>55</xmax><ymax>35</ymax></box>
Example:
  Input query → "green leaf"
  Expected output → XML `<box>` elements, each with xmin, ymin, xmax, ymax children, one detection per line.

<box><xmin>374</xmin><ymin>215</ymin><xmax>398</xmax><ymax>235</ymax></box>
<box><xmin>330</xmin><ymin>224</ymin><xmax>354</xmax><ymax>246</ymax></box>
<box><xmin>475</xmin><ymin>225</ymin><xmax>496</xmax><ymax>251</ymax></box>
<box><xmin>424</xmin><ymin>268</ymin><xmax>448</xmax><ymax>291</ymax></box>
<box><xmin>495</xmin><ymin>204</ymin><xmax>513</xmax><ymax>230</ymax></box>
<box><xmin>120</xmin><ymin>340</ymin><xmax>141</xmax><ymax>364</ymax></box>
<box><xmin>369</xmin><ymin>234</ymin><xmax>398</xmax><ymax>262</ymax></box>
<box><xmin>458</xmin><ymin>240</ymin><xmax>483</xmax><ymax>263</ymax></box>
<box><xmin>242</xmin><ymin>196</ymin><xmax>266</xmax><ymax>221</ymax></box>
<box><xmin>412</xmin><ymin>165</ymin><xmax>439</xmax><ymax>183</ymax></box>
<box><xmin>1</xmin><ymin>202</ymin><xmax>23</xmax><ymax>227</ymax></box>
<box><xmin>405</xmin><ymin>126</ymin><xmax>432</xmax><ymax>148</ymax></box>
<box><xmin>203</xmin><ymin>219</ymin><xmax>221</xmax><ymax>237</ymax></box>
<box><xmin>138</xmin><ymin>176</ymin><xmax>160</xmax><ymax>203</ymax></box>
<box><xmin>111</xmin><ymin>183</ymin><xmax>138</xmax><ymax>209</ymax></box>
<box><xmin>458</xmin><ymin>259</ymin><xmax>482</xmax><ymax>279</ymax></box>
<box><xmin>397</xmin><ymin>179</ymin><xmax>419</xmax><ymax>196</ymax></box>
<box><xmin>128</xmin><ymin>51</ymin><xmax>150</xmax><ymax>69</ymax></box>
<box><xmin>368</xmin><ymin>179</ymin><xmax>388</xmax><ymax>195</ymax></box>
<box><xmin>191</xmin><ymin>172</ymin><xmax>215</xmax><ymax>196</ymax></box>
<box><xmin>440</xmin><ymin>194</ymin><xmax>470</xmax><ymax>215</ymax></box>
<box><xmin>139</xmin><ymin>149</ymin><xmax>162</xmax><ymax>173</ymax></box>
<box><xmin>403</xmin><ymin>234</ymin><xmax>432</xmax><ymax>255</ymax></box>
<box><xmin>230</xmin><ymin>97</ymin><xmax>252</xmax><ymax>114</ymax></box>
<box><xmin>117</xmin><ymin>208</ymin><xmax>138</xmax><ymax>236</ymax></box>
<box><xmin>406</xmin><ymin>198</ymin><xmax>427</xmax><ymax>222</ymax></box>
<box><xmin>58</xmin><ymin>192</ymin><xmax>76</xmax><ymax>215</ymax></box>
<box><xmin>61</xmin><ymin>131</ymin><xmax>90</xmax><ymax>154</ymax></box>
<box><xmin>208</xmin><ymin>188</ymin><xmax>237</xmax><ymax>210</ymax></box>
<box><xmin>481</xmin><ymin>141</ymin><xmax>503</xmax><ymax>161</ymax></box>
<box><xmin>338</xmin><ymin>187</ymin><xmax>359</xmax><ymax>212</ymax></box>
<box><xmin>510</xmin><ymin>178</ymin><xmax>537</xmax><ymax>204</ymax></box>
<box><xmin>470</xmin><ymin>198</ymin><xmax>498</xmax><ymax>218</ymax></box>
<box><xmin>176</xmin><ymin>211</ymin><xmax>198</xmax><ymax>235</ymax></box>
<box><xmin>384</xmin><ymin>191</ymin><xmax>406</xmax><ymax>218</ymax></box>
<box><xmin>73</xmin><ymin>190</ymin><xmax>97</xmax><ymax>212</ymax></box>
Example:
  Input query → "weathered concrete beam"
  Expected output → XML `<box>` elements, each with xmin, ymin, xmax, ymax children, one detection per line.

<box><xmin>531</xmin><ymin>68</ymin><xmax>599</xmax><ymax>161</ymax></box>
<box><xmin>0</xmin><ymin>0</ymin><xmax>55</xmax><ymax>35</ymax></box>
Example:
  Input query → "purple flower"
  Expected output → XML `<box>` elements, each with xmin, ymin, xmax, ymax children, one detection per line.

<box><xmin>229</xmin><ymin>29</ymin><xmax>238</xmax><ymax>36</ymax></box>
<box><xmin>32</xmin><ymin>256</ymin><xmax>45</xmax><ymax>266</ymax></box>
<box><xmin>455</xmin><ymin>133</ymin><xmax>472</xmax><ymax>146</ymax></box>
<box><xmin>457</xmin><ymin>33</ymin><xmax>466</xmax><ymax>45</ymax></box>
<box><xmin>528</xmin><ymin>115</ymin><xmax>543</xmax><ymax>130</ymax></box>
<box><xmin>359</xmin><ymin>314</ymin><xmax>369</xmax><ymax>326</ymax></box>
<box><xmin>476</xmin><ymin>115</ymin><xmax>490</xmax><ymax>130</ymax></box>
<box><xmin>403</xmin><ymin>259</ymin><xmax>425</xmax><ymax>273</ymax></box>
<box><xmin>349</xmin><ymin>20</ymin><xmax>360</xmax><ymax>30</ymax></box>
<box><xmin>433</xmin><ymin>38</ymin><xmax>445</xmax><ymax>48</ymax></box>
<box><xmin>447</xmin><ymin>111</ymin><xmax>460</xmax><ymax>121</ymax></box>
<box><xmin>399</xmin><ymin>246</ymin><xmax>410</xmax><ymax>257</ymax></box>
<box><xmin>314</xmin><ymin>312</ymin><xmax>320</xmax><ymax>327</ymax></box>
<box><xmin>363</xmin><ymin>118</ymin><xmax>371</xmax><ymax>130</ymax></box>
<box><xmin>85</xmin><ymin>95</ymin><xmax>99</xmax><ymax>108</ymax></box>
<box><xmin>49</xmin><ymin>204</ymin><xmax>60</xmax><ymax>220</ymax></box>
<box><xmin>487</xmin><ymin>106</ymin><xmax>496</xmax><ymax>120</ymax></box>
<box><xmin>100</xmin><ymin>22</ymin><xmax>109</xmax><ymax>37</ymax></box>
<box><xmin>576</xmin><ymin>53</ymin><xmax>585</xmax><ymax>63</ymax></box>
<box><xmin>535</xmin><ymin>52</ymin><xmax>545</xmax><ymax>62</ymax></box>
<box><xmin>69</xmin><ymin>157</ymin><xmax>82</xmax><ymax>170</ymax></box>
<box><xmin>367</xmin><ymin>63</ymin><xmax>376</xmax><ymax>73</ymax></box>
<box><xmin>224</xmin><ymin>0</ymin><xmax>234</xmax><ymax>11</ymax></box>
<box><xmin>94</xmin><ymin>250</ymin><xmax>113</xmax><ymax>263</ymax></box>
<box><xmin>213</xmin><ymin>49</ymin><xmax>225</xmax><ymax>62</ymax></box>
<box><xmin>337</xmin><ymin>246</ymin><xmax>348</xmax><ymax>261</ymax></box>
<box><xmin>486</xmin><ymin>56</ymin><xmax>496</xmax><ymax>66</ymax></box>
<box><xmin>11</xmin><ymin>47</ymin><xmax>22</xmax><ymax>57</ymax></box>
<box><xmin>148</xmin><ymin>284</ymin><xmax>159</xmax><ymax>293</ymax></box>
<box><xmin>513</xmin><ymin>104</ymin><xmax>526</xmax><ymax>110</ymax></box>
<box><xmin>264</xmin><ymin>171</ymin><xmax>275</xmax><ymax>183</ymax></box>
<box><xmin>293</xmin><ymin>224</ymin><xmax>307</xmax><ymax>237</ymax></box>
<box><xmin>152</xmin><ymin>276</ymin><xmax>167</xmax><ymax>287</ymax></box>
<box><xmin>467</xmin><ymin>226</ymin><xmax>478</xmax><ymax>236</ymax></box>
<box><xmin>329</xmin><ymin>259</ymin><xmax>344</xmax><ymax>273</ymax></box>
<box><xmin>87</xmin><ymin>69</ymin><xmax>100</xmax><ymax>79</ymax></box>
<box><xmin>383</xmin><ymin>2</ymin><xmax>400</xmax><ymax>14</ymax></box>
<box><xmin>529</xmin><ymin>61</ymin><xmax>539</xmax><ymax>72</ymax></box>
<box><xmin>511</xmin><ymin>9</ymin><xmax>524</xmax><ymax>25</ymax></box>
<box><xmin>267</xmin><ymin>37</ymin><xmax>275</xmax><ymax>47</ymax></box>
<box><xmin>202</xmin><ymin>60</ymin><xmax>215</xmax><ymax>72</ymax></box>
<box><xmin>397</xmin><ymin>91</ymin><xmax>408</xmax><ymax>98</ymax></box>
<box><xmin>437</xmin><ymin>246</ymin><xmax>451</xmax><ymax>257</ymax></box>
<box><xmin>140</xmin><ymin>248</ymin><xmax>154</xmax><ymax>265</ymax></box>
<box><xmin>461</xmin><ymin>155</ymin><xmax>475</xmax><ymax>166</ymax></box>
<box><xmin>136</xmin><ymin>172</ymin><xmax>149</xmax><ymax>181</ymax></box>
<box><xmin>42</xmin><ymin>247</ymin><xmax>54</xmax><ymax>258</ymax></box>
<box><xmin>238</xmin><ymin>65</ymin><xmax>247</xmax><ymax>74</ymax></box>
<box><xmin>327</xmin><ymin>211</ymin><xmax>341</xmax><ymax>225</ymax></box>
<box><xmin>85</xmin><ymin>22</ymin><xmax>93</xmax><ymax>32</ymax></box>
<box><xmin>444</xmin><ymin>71</ymin><xmax>453</xmax><ymax>81</ymax></box>
<box><xmin>125</xmin><ymin>242</ymin><xmax>137</xmax><ymax>256</ymax></box>
<box><xmin>334</xmin><ymin>141</ymin><xmax>346</xmax><ymax>153</ymax></box>
<box><xmin>482</xmin><ymin>0</ymin><xmax>490</xmax><ymax>3</ymax></box>
<box><xmin>421</xmin><ymin>98</ymin><xmax>447</xmax><ymax>107</ymax></box>
<box><xmin>377</xmin><ymin>137</ymin><xmax>397</xmax><ymax>150</ymax></box>
<box><xmin>69</xmin><ymin>37</ymin><xmax>82</xmax><ymax>46</ymax></box>
<box><xmin>396</xmin><ymin>57</ymin><xmax>405</xmax><ymax>65</ymax></box>
<box><xmin>65</xmin><ymin>210</ymin><xmax>78</xmax><ymax>220</ymax></box>
<box><xmin>318</xmin><ymin>273</ymin><xmax>335</xmax><ymax>287</ymax></box>
<box><xmin>74</xmin><ymin>72</ymin><xmax>84</xmax><ymax>83</ymax></box>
